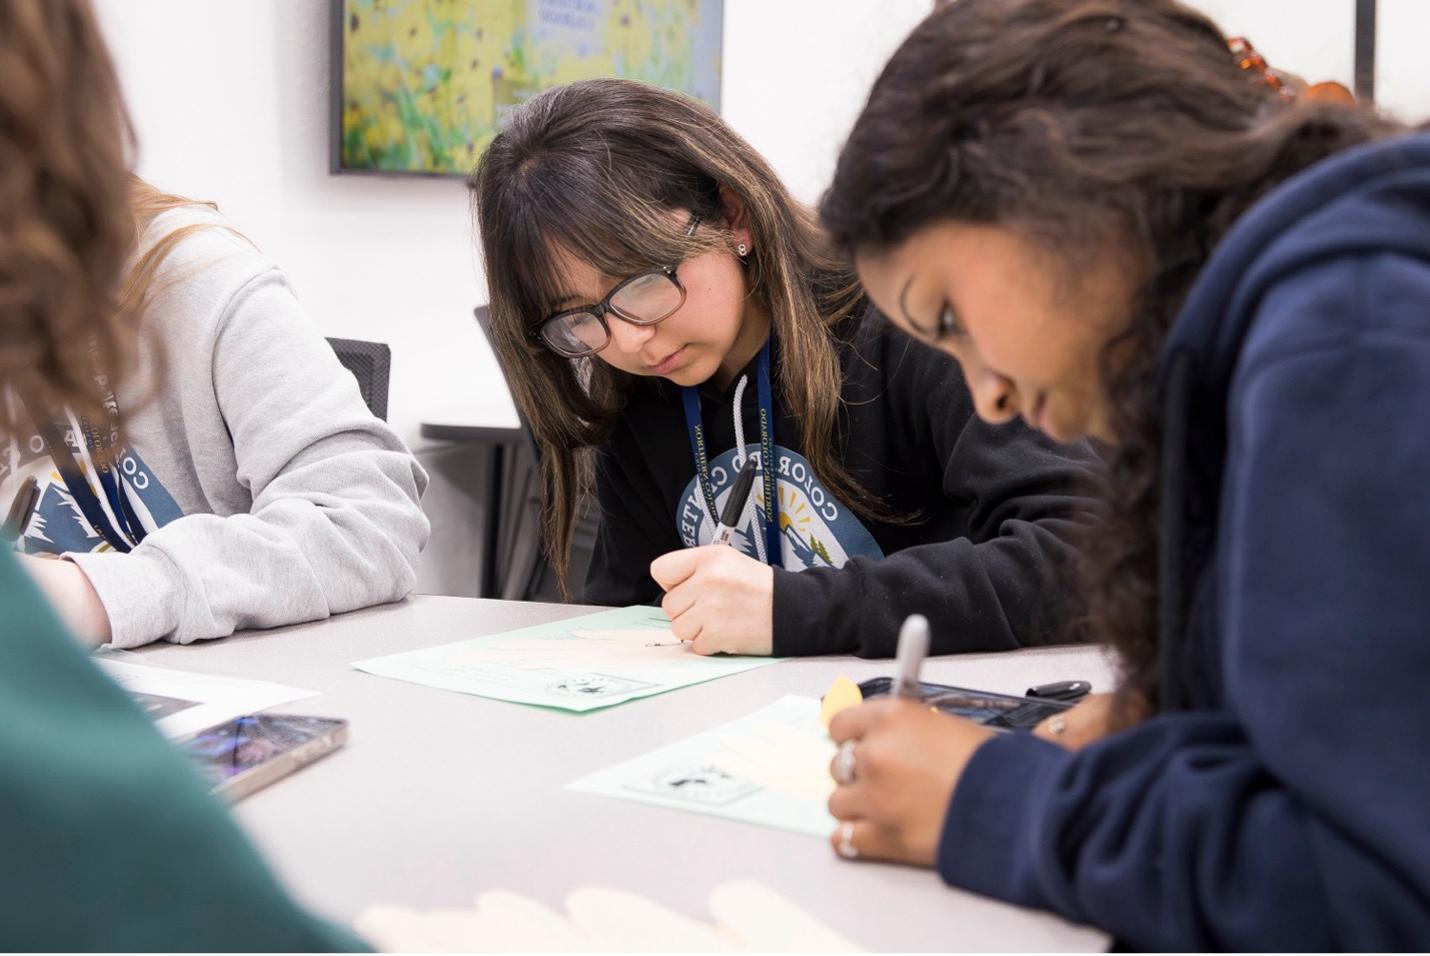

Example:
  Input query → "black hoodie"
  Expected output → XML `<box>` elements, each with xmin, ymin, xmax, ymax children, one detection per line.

<box><xmin>585</xmin><ymin>308</ymin><xmax>1100</xmax><ymax>656</ymax></box>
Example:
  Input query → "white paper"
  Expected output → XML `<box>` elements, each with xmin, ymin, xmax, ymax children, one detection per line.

<box><xmin>94</xmin><ymin>655</ymin><xmax>318</xmax><ymax>740</ymax></box>
<box><xmin>351</xmin><ymin>605</ymin><xmax>783</xmax><ymax>713</ymax></box>
<box><xmin>568</xmin><ymin>695</ymin><xmax>837</xmax><ymax>837</ymax></box>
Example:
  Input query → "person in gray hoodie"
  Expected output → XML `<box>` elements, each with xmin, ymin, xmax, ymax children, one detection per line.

<box><xmin>5</xmin><ymin>182</ymin><xmax>430</xmax><ymax>649</ymax></box>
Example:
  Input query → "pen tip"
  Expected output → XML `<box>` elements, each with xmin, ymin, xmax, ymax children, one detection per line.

<box><xmin>897</xmin><ymin>614</ymin><xmax>930</xmax><ymax>654</ymax></box>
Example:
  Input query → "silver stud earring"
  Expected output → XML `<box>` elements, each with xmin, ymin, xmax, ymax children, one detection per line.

<box><xmin>737</xmin><ymin>242</ymin><xmax>748</xmax><ymax>258</ymax></box>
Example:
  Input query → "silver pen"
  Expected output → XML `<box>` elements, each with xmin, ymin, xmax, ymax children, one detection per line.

<box><xmin>893</xmin><ymin>613</ymin><xmax>930</xmax><ymax>699</ymax></box>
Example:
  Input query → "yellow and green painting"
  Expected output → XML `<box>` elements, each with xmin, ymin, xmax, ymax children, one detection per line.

<box><xmin>337</xmin><ymin>0</ymin><xmax>724</xmax><ymax>176</ymax></box>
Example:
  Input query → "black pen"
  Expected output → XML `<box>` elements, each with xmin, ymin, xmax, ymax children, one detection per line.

<box><xmin>1026</xmin><ymin>680</ymin><xmax>1092</xmax><ymax>702</ymax></box>
<box><xmin>712</xmin><ymin>456</ymin><xmax>760</xmax><ymax>547</ymax></box>
<box><xmin>2</xmin><ymin>476</ymin><xmax>39</xmax><ymax>544</ymax></box>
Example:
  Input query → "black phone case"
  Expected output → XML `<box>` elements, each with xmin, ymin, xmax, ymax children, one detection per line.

<box><xmin>857</xmin><ymin>677</ymin><xmax>1073</xmax><ymax>731</ymax></box>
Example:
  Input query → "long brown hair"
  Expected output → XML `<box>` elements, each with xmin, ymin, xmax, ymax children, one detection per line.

<box><xmin>123</xmin><ymin>177</ymin><xmax>239</xmax><ymax>321</ymax></box>
<box><xmin>0</xmin><ymin>0</ymin><xmax>134</xmax><ymax>432</ymax></box>
<box><xmin>104</xmin><ymin>179</ymin><xmax>249</xmax><ymax>421</ymax></box>
<box><xmin>471</xmin><ymin>79</ymin><xmax>872</xmax><ymax>597</ymax></box>
<box><xmin>820</xmin><ymin>0</ymin><xmax>1401</xmax><ymax>708</ymax></box>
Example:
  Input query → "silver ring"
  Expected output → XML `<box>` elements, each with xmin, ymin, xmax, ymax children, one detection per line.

<box><xmin>833</xmin><ymin>740</ymin><xmax>858</xmax><ymax>785</ymax></box>
<box><xmin>837</xmin><ymin>821</ymin><xmax>859</xmax><ymax>859</ymax></box>
<box><xmin>1046</xmin><ymin>715</ymin><xmax>1068</xmax><ymax>736</ymax></box>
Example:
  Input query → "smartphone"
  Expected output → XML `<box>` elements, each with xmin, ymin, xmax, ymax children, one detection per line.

<box><xmin>857</xmin><ymin>677</ymin><xmax>1072</xmax><ymax>732</ymax></box>
<box><xmin>180</xmin><ymin>713</ymin><xmax>348</xmax><ymax>802</ymax></box>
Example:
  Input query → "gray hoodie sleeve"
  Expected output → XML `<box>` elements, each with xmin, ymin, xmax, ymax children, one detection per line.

<box><xmin>70</xmin><ymin>237</ymin><xmax>429</xmax><ymax>648</ymax></box>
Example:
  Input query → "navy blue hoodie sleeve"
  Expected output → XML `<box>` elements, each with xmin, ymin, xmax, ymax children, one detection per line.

<box><xmin>936</xmin><ymin>257</ymin><xmax>1430</xmax><ymax>949</ymax></box>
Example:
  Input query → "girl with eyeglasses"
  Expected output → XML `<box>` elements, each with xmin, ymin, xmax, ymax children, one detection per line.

<box><xmin>471</xmin><ymin>78</ymin><xmax>1098</xmax><ymax>659</ymax></box>
<box><xmin>818</xmin><ymin>0</ymin><xmax>1430</xmax><ymax>947</ymax></box>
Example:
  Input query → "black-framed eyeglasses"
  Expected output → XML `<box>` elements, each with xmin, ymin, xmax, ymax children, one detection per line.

<box><xmin>535</xmin><ymin>218</ymin><xmax>699</xmax><ymax>358</ymax></box>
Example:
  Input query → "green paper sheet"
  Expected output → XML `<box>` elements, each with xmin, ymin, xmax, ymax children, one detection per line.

<box><xmin>352</xmin><ymin>605</ymin><xmax>784</xmax><ymax>712</ymax></box>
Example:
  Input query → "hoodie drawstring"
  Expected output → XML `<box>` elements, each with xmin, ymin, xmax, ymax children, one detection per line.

<box><xmin>728</xmin><ymin>374</ymin><xmax>768</xmax><ymax>564</ymax></box>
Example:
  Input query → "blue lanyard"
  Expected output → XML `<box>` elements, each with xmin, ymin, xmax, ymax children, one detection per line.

<box><xmin>17</xmin><ymin>348</ymin><xmax>146</xmax><ymax>551</ymax></box>
<box><xmin>36</xmin><ymin>419</ymin><xmax>142</xmax><ymax>552</ymax></box>
<box><xmin>680</xmin><ymin>340</ymin><xmax>782</xmax><ymax>568</ymax></box>
<box><xmin>80</xmin><ymin>415</ymin><xmax>146</xmax><ymax>547</ymax></box>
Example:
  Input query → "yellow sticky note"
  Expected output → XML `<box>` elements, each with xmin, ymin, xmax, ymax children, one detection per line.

<box><xmin>820</xmin><ymin>675</ymin><xmax>863</xmax><ymax>731</ymax></box>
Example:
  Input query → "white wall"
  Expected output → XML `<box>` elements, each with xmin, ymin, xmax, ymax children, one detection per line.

<box><xmin>93</xmin><ymin>0</ymin><xmax>932</xmax><ymax>595</ymax></box>
<box><xmin>95</xmin><ymin>1</ymin><xmax>494</xmax><ymax>450</ymax></box>
<box><xmin>1185</xmin><ymin>0</ymin><xmax>1428</xmax><ymax>122</ymax></box>
<box><xmin>1185</xmin><ymin>0</ymin><xmax>1357</xmax><ymax>89</ymax></box>
<box><xmin>1378</xmin><ymin>0</ymin><xmax>1430</xmax><ymax>123</ymax></box>
<box><xmin>722</xmin><ymin>1</ymin><xmax>932</xmax><ymax>203</ymax></box>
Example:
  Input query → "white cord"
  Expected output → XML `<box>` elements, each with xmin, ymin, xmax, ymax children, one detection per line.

<box><xmin>731</xmin><ymin>375</ymin><xmax>749</xmax><ymax>464</ymax></box>
<box><xmin>728</xmin><ymin>375</ymin><xmax>768</xmax><ymax>564</ymax></box>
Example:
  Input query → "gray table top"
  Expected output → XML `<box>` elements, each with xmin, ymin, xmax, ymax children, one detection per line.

<box><xmin>131</xmin><ymin>596</ymin><xmax>1113</xmax><ymax>952</ymax></box>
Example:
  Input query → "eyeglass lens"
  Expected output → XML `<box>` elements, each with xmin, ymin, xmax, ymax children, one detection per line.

<box><xmin>540</xmin><ymin>271</ymin><xmax>685</xmax><ymax>356</ymax></box>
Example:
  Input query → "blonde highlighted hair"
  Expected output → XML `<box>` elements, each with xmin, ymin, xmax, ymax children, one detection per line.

<box><xmin>122</xmin><ymin>177</ymin><xmax>241</xmax><ymax>320</ymax></box>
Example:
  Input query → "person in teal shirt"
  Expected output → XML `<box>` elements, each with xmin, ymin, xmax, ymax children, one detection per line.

<box><xmin>0</xmin><ymin>550</ymin><xmax>365</xmax><ymax>951</ymax></box>
<box><xmin>0</xmin><ymin>0</ymin><xmax>363</xmax><ymax>949</ymax></box>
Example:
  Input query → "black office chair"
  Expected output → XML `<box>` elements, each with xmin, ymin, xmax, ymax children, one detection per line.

<box><xmin>327</xmin><ymin>337</ymin><xmax>391</xmax><ymax>421</ymax></box>
<box><xmin>474</xmin><ymin>306</ymin><xmax>600</xmax><ymax>601</ymax></box>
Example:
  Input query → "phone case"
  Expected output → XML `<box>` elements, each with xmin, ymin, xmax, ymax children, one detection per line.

<box><xmin>857</xmin><ymin>677</ymin><xmax>1072</xmax><ymax>731</ymax></box>
<box><xmin>211</xmin><ymin>722</ymin><xmax>349</xmax><ymax>803</ymax></box>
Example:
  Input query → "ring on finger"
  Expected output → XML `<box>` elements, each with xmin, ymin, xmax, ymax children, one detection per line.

<box><xmin>833</xmin><ymin>740</ymin><xmax>858</xmax><ymax>785</ymax></box>
<box><xmin>837</xmin><ymin>821</ymin><xmax>859</xmax><ymax>859</ymax></box>
<box><xmin>1046</xmin><ymin>715</ymin><xmax>1068</xmax><ymax>736</ymax></box>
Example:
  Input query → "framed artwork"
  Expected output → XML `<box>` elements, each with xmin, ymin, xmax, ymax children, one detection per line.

<box><xmin>332</xmin><ymin>0</ymin><xmax>725</xmax><ymax>177</ymax></box>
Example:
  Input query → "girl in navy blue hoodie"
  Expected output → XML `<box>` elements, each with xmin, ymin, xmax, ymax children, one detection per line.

<box><xmin>818</xmin><ymin>0</ymin><xmax>1430</xmax><ymax>949</ymax></box>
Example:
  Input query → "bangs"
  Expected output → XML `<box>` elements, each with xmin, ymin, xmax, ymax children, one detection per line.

<box><xmin>487</xmin><ymin>152</ymin><xmax>725</xmax><ymax>331</ymax></box>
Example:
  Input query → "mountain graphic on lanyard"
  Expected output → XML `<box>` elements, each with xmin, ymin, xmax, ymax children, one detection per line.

<box><xmin>28</xmin><ymin>481</ymin><xmax>109</xmax><ymax>553</ymax></box>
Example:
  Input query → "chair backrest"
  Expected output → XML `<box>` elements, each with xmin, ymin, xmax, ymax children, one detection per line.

<box><xmin>326</xmin><ymin>337</ymin><xmax>391</xmax><ymax>421</ymax></box>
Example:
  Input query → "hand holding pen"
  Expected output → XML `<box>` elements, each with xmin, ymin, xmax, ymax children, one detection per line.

<box><xmin>648</xmin><ymin>456</ymin><xmax>764</xmax><ymax>649</ymax></box>
<box><xmin>827</xmin><ymin>612</ymin><xmax>996</xmax><ymax>867</ymax></box>
<box><xmin>831</xmin><ymin>613</ymin><xmax>931</xmax><ymax>860</ymax></box>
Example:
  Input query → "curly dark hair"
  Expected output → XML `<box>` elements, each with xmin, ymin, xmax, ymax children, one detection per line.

<box><xmin>820</xmin><ymin>0</ymin><xmax>1400</xmax><ymax>710</ymax></box>
<box><xmin>0</xmin><ymin>0</ymin><xmax>135</xmax><ymax>432</ymax></box>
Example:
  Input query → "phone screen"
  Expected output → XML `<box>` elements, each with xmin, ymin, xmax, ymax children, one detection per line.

<box><xmin>857</xmin><ymin>678</ymin><xmax>1071</xmax><ymax>731</ymax></box>
<box><xmin>182</xmin><ymin>713</ymin><xmax>345</xmax><ymax>783</ymax></box>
